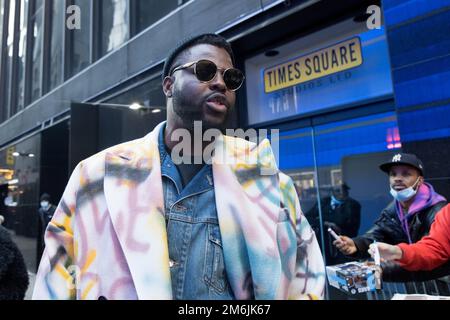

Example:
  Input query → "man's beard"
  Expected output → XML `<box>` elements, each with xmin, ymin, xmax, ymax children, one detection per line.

<box><xmin>172</xmin><ymin>92</ymin><xmax>230</xmax><ymax>133</ymax></box>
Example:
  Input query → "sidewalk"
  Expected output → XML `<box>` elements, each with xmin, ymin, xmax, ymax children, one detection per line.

<box><xmin>25</xmin><ymin>272</ymin><xmax>36</xmax><ymax>300</ymax></box>
<box><xmin>8</xmin><ymin>230</ymin><xmax>38</xmax><ymax>300</ymax></box>
<box><xmin>9</xmin><ymin>231</ymin><xmax>37</xmax><ymax>273</ymax></box>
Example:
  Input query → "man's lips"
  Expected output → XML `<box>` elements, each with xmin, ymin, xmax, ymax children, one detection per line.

<box><xmin>205</xmin><ymin>94</ymin><xmax>229</xmax><ymax>113</ymax></box>
<box><xmin>393</xmin><ymin>185</ymin><xmax>407</xmax><ymax>191</ymax></box>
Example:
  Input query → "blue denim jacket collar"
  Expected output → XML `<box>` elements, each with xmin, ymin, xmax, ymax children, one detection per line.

<box><xmin>158</xmin><ymin>122</ymin><xmax>213</xmax><ymax>197</ymax></box>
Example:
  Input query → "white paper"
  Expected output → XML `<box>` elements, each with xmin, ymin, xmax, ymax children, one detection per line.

<box><xmin>373</xmin><ymin>242</ymin><xmax>381</xmax><ymax>266</ymax></box>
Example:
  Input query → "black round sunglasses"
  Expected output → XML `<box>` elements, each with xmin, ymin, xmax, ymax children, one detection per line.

<box><xmin>170</xmin><ymin>59</ymin><xmax>245</xmax><ymax>91</ymax></box>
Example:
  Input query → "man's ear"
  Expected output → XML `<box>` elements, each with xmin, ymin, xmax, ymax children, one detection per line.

<box><xmin>163</xmin><ymin>76</ymin><xmax>174</xmax><ymax>98</ymax></box>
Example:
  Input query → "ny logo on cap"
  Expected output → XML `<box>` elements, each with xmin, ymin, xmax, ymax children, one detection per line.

<box><xmin>392</xmin><ymin>154</ymin><xmax>402</xmax><ymax>162</ymax></box>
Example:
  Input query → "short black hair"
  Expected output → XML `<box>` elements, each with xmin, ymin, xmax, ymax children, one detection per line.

<box><xmin>162</xmin><ymin>33</ymin><xmax>235</xmax><ymax>79</ymax></box>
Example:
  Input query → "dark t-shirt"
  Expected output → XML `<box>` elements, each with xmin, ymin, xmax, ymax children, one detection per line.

<box><xmin>176</xmin><ymin>162</ymin><xmax>205</xmax><ymax>188</ymax></box>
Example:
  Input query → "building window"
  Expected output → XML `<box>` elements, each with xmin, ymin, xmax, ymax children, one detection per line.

<box><xmin>17</xmin><ymin>0</ymin><xmax>29</xmax><ymax>111</ymax></box>
<box><xmin>0</xmin><ymin>0</ymin><xmax>3</xmax><ymax>35</ymax></box>
<box><xmin>48</xmin><ymin>0</ymin><xmax>64</xmax><ymax>91</ymax></box>
<box><xmin>30</xmin><ymin>0</ymin><xmax>44</xmax><ymax>103</ymax></box>
<box><xmin>97</xmin><ymin>0</ymin><xmax>129</xmax><ymax>59</ymax></box>
<box><xmin>67</xmin><ymin>0</ymin><xmax>91</xmax><ymax>79</ymax></box>
<box><xmin>130</xmin><ymin>0</ymin><xmax>185</xmax><ymax>36</ymax></box>
<box><xmin>0</xmin><ymin>0</ymin><xmax>4</xmax><ymax>72</ymax></box>
<box><xmin>4</xmin><ymin>0</ymin><xmax>17</xmax><ymax>115</ymax></box>
<box><xmin>278</xmin><ymin>111</ymin><xmax>400</xmax><ymax>276</ymax></box>
<box><xmin>0</xmin><ymin>0</ymin><xmax>5</xmax><ymax>122</ymax></box>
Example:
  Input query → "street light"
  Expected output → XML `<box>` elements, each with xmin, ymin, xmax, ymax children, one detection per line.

<box><xmin>129</xmin><ymin>103</ymin><xmax>143</xmax><ymax>110</ymax></box>
<box><xmin>91</xmin><ymin>102</ymin><xmax>163</xmax><ymax>113</ymax></box>
<box><xmin>12</xmin><ymin>152</ymin><xmax>35</xmax><ymax>158</ymax></box>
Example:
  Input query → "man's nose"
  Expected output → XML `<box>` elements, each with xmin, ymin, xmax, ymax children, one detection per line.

<box><xmin>209</xmin><ymin>71</ymin><xmax>227</xmax><ymax>92</ymax></box>
<box><xmin>393</xmin><ymin>176</ymin><xmax>404</xmax><ymax>183</ymax></box>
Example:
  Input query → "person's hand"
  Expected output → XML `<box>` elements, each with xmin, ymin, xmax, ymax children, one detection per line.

<box><xmin>333</xmin><ymin>236</ymin><xmax>357</xmax><ymax>255</ymax></box>
<box><xmin>368</xmin><ymin>242</ymin><xmax>402</xmax><ymax>262</ymax></box>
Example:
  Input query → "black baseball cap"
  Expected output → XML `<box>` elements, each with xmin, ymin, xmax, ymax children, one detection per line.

<box><xmin>379</xmin><ymin>153</ymin><xmax>424</xmax><ymax>176</ymax></box>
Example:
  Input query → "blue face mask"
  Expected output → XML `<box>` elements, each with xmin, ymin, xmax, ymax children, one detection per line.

<box><xmin>41</xmin><ymin>201</ymin><xmax>50</xmax><ymax>209</ymax></box>
<box><xmin>390</xmin><ymin>177</ymin><xmax>421</xmax><ymax>202</ymax></box>
<box><xmin>331</xmin><ymin>195</ymin><xmax>344</xmax><ymax>208</ymax></box>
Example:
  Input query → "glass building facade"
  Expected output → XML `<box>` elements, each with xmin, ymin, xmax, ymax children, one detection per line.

<box><xmin>29</xmin><ymin>0</ymin><xmax>43</xmax><ymax>103</ymax></box>
<box><xmin>98</xmin><ymin>0</ymin><xmax>129</xmax><ymax>58</ymax></box>
<box><xmin>0</xmin><ymin>0</ymin><xmax>189</xmax><ymax>115</ymax></box>
<box><xmin>66</xmin><ymin>0</ymin><xmax>90</xmax><ymax>78</ymax></box>
<box><xmin>48</xmin><ymin>0</ymin><xmax>63</xmax><ymax>91</ymax></box>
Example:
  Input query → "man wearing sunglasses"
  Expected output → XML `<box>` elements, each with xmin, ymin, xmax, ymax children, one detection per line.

<box><xmin>33</xmin><ymin>34</ymin><xmax>325</xmax><ymax>300</ymax></box>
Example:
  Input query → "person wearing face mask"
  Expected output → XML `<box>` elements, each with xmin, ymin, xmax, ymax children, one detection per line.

<box><xmin>38</xmin><ymin>193</ymin><xmax>56</xmax><ymax>230</ymax></box>
<box><xmin>305</xmin><ymin>183</ymin><xmax>361</xmax><ymax>266</ymax></box>
<box><xmin>333</xmin><ymin>153</ymin><xmax>448</xmax><ymax>282</ymax></box>
<box><xmin>37</xmin><ymin>193</ymin><xmax>56</xmax><ymax>258</ymax></box>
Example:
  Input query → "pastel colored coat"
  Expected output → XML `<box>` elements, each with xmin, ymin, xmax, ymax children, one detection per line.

<box><xmin>33</xmin><ymin>122</ymin><xmax>325</xmax><ymax>300</ymax></box>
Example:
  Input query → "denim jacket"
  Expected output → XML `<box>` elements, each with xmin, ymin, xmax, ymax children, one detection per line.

<box><xmin>158</xmin><ymin>125</ymin><xmax>234</xmax><ymax>299</ymax></box>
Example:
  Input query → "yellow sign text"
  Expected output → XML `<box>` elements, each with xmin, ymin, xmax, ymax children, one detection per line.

<box><xmin>264</xmin><ymin>37</ymin><xmax>363</xmax><ymax>93</ymax></box>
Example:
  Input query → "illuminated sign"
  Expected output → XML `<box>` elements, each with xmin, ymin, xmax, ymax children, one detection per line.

<box><xmin>0</xmin><ymin>169</ymin><xmax>15</xmax><ymax>185</ymax></box>
<box><xmin>264</xmin><ymin>37</ymin><xmax>363</xmax><ymax>93</ymax></box>
<box><xmin>245</xmin><ymin>26</ymin><xmax>393</xmax><ymax>125</ymax></box>
<box><xmin>6</xmin><ymin>147</ymin><xmax>15</xmax><ymax>166</ymax></box>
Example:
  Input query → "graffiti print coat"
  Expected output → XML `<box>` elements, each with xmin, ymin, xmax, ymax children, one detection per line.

<box><xmin>33</xmin><ymin>122</ymin><xmax>325</xmax><ymax>300</ymax></box>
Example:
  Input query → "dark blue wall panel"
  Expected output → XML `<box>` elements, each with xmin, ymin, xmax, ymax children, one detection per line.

<box><xmin>383</xmin><ymin>0</ymin><xmax>450</xmax><ymax>142</ymax></box>
<box><xmin>387</xmin><ymin>9</ymin><xmax>450</xmax><ymax>69</ymax></box>
<box><xmin>383</xmin><ymin>0</ymin><xmax>450</xmax><ymax>26</ymax></box>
